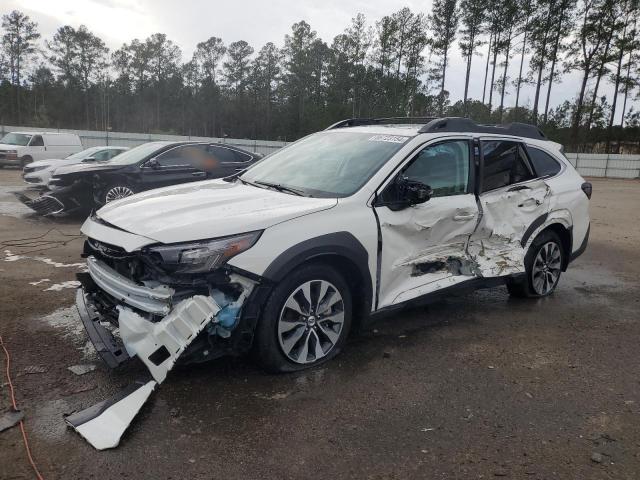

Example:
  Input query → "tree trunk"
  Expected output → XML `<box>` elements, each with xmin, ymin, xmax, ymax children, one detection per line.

<box><xmin>620</xmin><ymin>52</ymin><xmax>632</xmax><ymax>127</ymax></box>
<box><xmin>488</xmin><ymin>34</ymin><xmax>500</xmax><ymax>113</ymax></box>
<box><xmin>499</xmin><ymin>30</ymin><xmax>512</xmax><ymax>121</ymax></box>
<box><xmin>482</xmin><ymin>33</ymin><xmax>493</xmax><ymax>104</ymax></box>
<box><xmin>571</xmin><ymin>68</ymin><xmax>590</xmax><ymax>149</ymax></box>
<box><xmin>514</xmin><ymin>28</ymin><xmax>528</xmax><ymax>119</ymax></box>
<box><xmin>585</xmin><ymin>34</ymin><xmax>613</xmax><ymax>131</ymax></box>
<box><xmin>543</xmin><ymin>5</ymin><xmax>566</xmax><ymax>124</ymax></box>
<box><xmin>463</xmin><ymin>34</ymin><xmax>475</xmax><ymax>116</ymax></box>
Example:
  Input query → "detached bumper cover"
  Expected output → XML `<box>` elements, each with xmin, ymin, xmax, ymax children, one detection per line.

<box><xmin>76</xmin><ymin>288</ymin><xmax>130</xmax><ymax>368</ymax></box>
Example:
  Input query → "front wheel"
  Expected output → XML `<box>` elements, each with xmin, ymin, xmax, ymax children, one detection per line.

<box><xmin>254</xmin><ymin>263</ymin><xmax>352</xmax><ymax>372</ymax></box>
<box><xmin>104</xmin><ymin>185</ymin><xmax>135</xmax><ymax>203</ymax></box>
<box><xmin>508</xmin><ymin>230</ymin><xmax>564</xmax><ymax>298</ymax></box>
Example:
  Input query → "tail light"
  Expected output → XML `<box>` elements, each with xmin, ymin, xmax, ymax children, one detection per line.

<box><xmin>581</xmin><ymin>182</ymin><xmax>592</xmax><ymax>199</ymax></box>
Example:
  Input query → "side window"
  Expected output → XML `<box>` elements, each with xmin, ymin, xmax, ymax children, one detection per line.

<box><xmin>207</xmin><ymin>145</ymin><xmax>242</xmax><ymax>163</ymax></box>
<box><xmin>481</xmin><ymin>140</ymin><xmax>533</xmax><ymax>192</ymax></box>
<box><xmin>232</xmin><ymin>149</ymin><xmax>253</xmax><ymax>163</ymax></box>
<box><xmin>155</xmin><ymin>145</ymin><xmax>207</xmax><ymax>168</ymax></box>
<box><xmin>402</xmin><ymin>140</ymin><xmax>470</xmax><ymax>197</ymax></box>
<box><xmin>92</xmin><ymin>150</ymin><xmax>112</xmax><ymax>161</ymax></box>
<box><xmin>30</xmin><ymin>135</ymin><xmax>44</xmax><ymax>147</ymax></box>
<box><xmin>527</xmin><ymin>146</ymin><xmax>562</xmax><ymax>177</ymax></box>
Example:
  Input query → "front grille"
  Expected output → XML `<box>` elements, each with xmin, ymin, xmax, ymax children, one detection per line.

<box><xmin>20</xmin><ymin>194</ymin><xmax>65</xmax><ymax>215</ymax></box>
<box><xmin>24</xmin><ymin>176</ymin><xmax>41</xmax><ymax>184</ymax></box>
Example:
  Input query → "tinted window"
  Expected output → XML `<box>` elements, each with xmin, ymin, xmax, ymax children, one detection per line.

<box><xmin>208</xmin><ymin>146</ymin><xmax>241</xmax><ymax>163</ymax></box>
<box><xmin>528</xmin><ymin>147</ymin><xmax>561</xmax><ymax>177</ymax></box>
<box><xmin>30</xmin><ymin>135</ymin><xmax>44</xmax><ymax>147</ymax></box>
<box><xmin>92</xmin><ymin>149</ymin><xmax>113</xmax><ymax>161</ymax></box>
<box><xmin>233</xmin><ymin>149</ymin><xmax>253</xmax><ymax>162</ymax></box>
<box><xmin>402</xmin><ymin>140</ymin><xmax>470</xmax><ymax>197</ymax></box>
<box><xmin>156</xmin><ymin>145</ymin><xmax>209</xmax><ymax>169</ymax></box>
<box><xmin>481</xmin><ymin>140</ymin><xmax>533</xmax><ymax>192</ymax></box>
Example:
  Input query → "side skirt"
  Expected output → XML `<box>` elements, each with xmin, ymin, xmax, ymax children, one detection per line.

<box><xmin>368</xmin><ymin>273</ymin><xmax>523</xmax><ymax>319</ymax></box>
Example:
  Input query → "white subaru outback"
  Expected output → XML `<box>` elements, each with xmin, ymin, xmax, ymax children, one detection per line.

<box><xmin>76</xmin><ymin>117</ymin><xmax>591</xmax><ymax>381</ymax></box>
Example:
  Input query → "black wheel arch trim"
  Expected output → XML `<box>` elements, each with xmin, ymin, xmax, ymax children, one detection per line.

<box><xmin>569</xmin><ymin>223</ymin><xmax>589</xmax><ymax>263</ymax></box>
<box><xmin>520</xmin><ymin>213</ymin><xmax>549</xmax><ymax>247</ymax></box>
<box><xmin>261</xmin><ymin>231</ymin><xmax>373</xmax><ymax>311</ymax></box>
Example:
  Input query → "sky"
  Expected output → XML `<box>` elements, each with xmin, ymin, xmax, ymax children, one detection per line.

<box><xmin>4</xmin><ymin>0</ymin><xmax>636</xmax><ymax>119</ymax></box>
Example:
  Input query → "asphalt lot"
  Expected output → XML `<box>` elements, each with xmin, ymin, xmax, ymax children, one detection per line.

<box><xmin>0</xmin><ymin>168</ymin><xmax>639</xmax><ymax>480</ymax></box>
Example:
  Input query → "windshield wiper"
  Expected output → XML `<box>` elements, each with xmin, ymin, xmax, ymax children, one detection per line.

<box><xmin>254</xmin><ymin>180</ymin><xmax>306</xmax><ymax>196</ymax></box>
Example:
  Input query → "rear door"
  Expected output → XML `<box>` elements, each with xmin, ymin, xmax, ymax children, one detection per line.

<box><xmin>205</xmin><ymin>145</ymin><xmax>254</xmax><ymax>178</ymax></box>
<box><xmin>140</xmin><ymin>144</ymin><xmax>208</xmax><ymax>190</ymax></box>
<box><xmin>467</xmin><ymin>138</ymin><xmax>551</xmax><ymax>277</ymax></box>
<box><xmin>374</xmin><ymin>138</ymin><xmax>480</xmax><ymax>308</ymax></box>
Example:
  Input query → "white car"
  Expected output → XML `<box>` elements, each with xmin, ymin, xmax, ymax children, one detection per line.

<box><xmin>76</xmin><ymin>117</ymin><xmax>591</xmax><ymax>381</ymax></box>
<box><xmin>22</xmin><ymin>146</ymin><xmax>129</xmax><ymax>186</ymax></box>
<box><xmin>0</xmin><ymin>132</ymin><xmax>82</xmax><ymax>167</ymax></box>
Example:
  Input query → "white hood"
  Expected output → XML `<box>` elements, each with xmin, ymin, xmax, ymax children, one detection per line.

<box><xmin>95</xmin><ymin>179</ymin><xmax>337</xmax><ymax>244</ymax></box>
<box><xmin>0</xmin><ymin>143</ymin><xmax>21</xmax><ymax>150</ymax></box>
<box><xmin>28</xmin><ymin>158</ymin><xmax>70</xmax><ymax>168</ymax></box>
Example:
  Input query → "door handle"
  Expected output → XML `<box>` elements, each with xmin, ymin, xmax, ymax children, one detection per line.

<box><xmin>518</xmin><ymin>198</ymin><xmax>541</xmax><ymax>207</ymax></box>
<box><xmin>453</xmin><ymin>213</ymin><xmax>476</xmax><ymax>221</ymax></box>
<box><xmin>507</xmin><ymin>185</ymin><xmax>531</xmax><ymax>192</ymax></box>
<box><xmin>191</xmin><ymin>171</ymin><xmax>206</xmax><ymax>177</ymax></box>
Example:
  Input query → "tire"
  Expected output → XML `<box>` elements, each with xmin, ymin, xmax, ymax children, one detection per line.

<box><xmin>254</xmin><ymin>263</ymin><xmax>353</xmax><ymax>373</ymax></box>
<box><xmin>104</xmin><ymin>184</ymin><xmax>135</xmax><ymax>203</ymax></box>
<box><xmin>507</xmin><ymin>230</ymin><xmax>564</xmax><ymax>298</ymax></box>
<box><xmin>20</xmin><ymin>156</ymin><xmax>33</xmax><ymax>168</ymax></box>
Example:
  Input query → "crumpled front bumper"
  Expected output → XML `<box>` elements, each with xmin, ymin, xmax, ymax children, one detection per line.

<box><xmin>76</xmin><ymin>286</ymin><xmax>130</xmax><ymax>368</ymax></box>
<box><xmin>76</xmin><ymin>255</ymin><xmax>256</xmax><ymax>383</ymax></box>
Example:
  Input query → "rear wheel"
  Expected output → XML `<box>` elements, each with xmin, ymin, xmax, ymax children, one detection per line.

<box><xmin>508</xmin><ymin>230</ymin><xmax>564</xmax><ymax>298</ymax></box>
<box><xmin>104</xmin><ymin>185</ymin><xmax>135</xmax><ymax>203</ymax></box>
<box><xmin>254</xmin><ymin>263</ymin><xmax>352</xmax><ymax>372</ymax></box>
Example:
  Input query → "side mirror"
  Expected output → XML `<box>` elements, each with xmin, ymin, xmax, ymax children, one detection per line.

<box><xmin>82</xmin><ymin>156</ymin><xmax>96</xmax><ymax>162</ymax></box>
<box><xmin>146</xmin><ymin>157</ymin><xmax>159</xmax><ymax>169</ymax></box>
<box><xmin>398</xmin><ymin>176</ymin><xmax>432</xmax><ymax>206</ymax></box>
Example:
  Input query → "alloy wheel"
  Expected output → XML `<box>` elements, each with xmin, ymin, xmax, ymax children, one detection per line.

<box><xmin>531</xmin><ymin>241</ymin><xmax>562</xmax><ymax>295</ymax></box>
<box><xmin>105</xmin><ymin>186</ymin><xmax>134</xmax><ymax>203</ymax></box>
<box><xmin>277</xmin><ymin>279</ymin><xmax>345</xmax><ymax>364</ymax></box>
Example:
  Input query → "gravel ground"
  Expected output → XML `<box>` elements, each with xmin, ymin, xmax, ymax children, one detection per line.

<box><xmin>0</xmin><ymin>168</ymin><xmax>639</xmax><ymax>480</ymax></box>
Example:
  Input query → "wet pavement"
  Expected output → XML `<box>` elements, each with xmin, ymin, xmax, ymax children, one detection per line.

<box><xmin>1</xmin><ymin>168</ymin><xmax>639</xmax><ymax>479</ymax></box>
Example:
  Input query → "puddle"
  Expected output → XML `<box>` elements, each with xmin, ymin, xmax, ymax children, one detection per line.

<box><xmin>38</xmin><ymin>306</ymin><xmax>97</xmax><ymax>360</ymax></box>
<box><xmin>40</xmin><ymin>306</ymin><xmax>85</xmax><ymax>341</ymax></box>
<box><xmin>0</xmin><ymin>200</ymin><xmax>31</xmax><ymax>217</ymax></box>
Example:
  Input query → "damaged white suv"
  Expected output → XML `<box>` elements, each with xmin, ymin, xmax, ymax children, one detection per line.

<box><xmin>76</xmin><ymin>117</ymin><xmax>590</xmax><ymax>380</ymax></box>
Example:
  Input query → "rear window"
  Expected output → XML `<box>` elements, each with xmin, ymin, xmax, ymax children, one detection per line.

<box><xmin>527</xmin><ymin>147</ymin><xmax>562</xmax><ymax>177</ymax></box>
<box><xmin>481</xmin><ymin>140</ymin><xmax>534</xmax><ymax>192</ymax></box>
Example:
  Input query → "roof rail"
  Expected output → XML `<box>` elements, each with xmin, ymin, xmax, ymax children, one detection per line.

<box><xmin>418</xmin><ymin>117</ymin><xmax>546</xmax><ymax>140</ymax></box>
<box><xmin>325</xmin><ymin>117</ymin><xmax>438</xmax><ymax>130</ymax></box>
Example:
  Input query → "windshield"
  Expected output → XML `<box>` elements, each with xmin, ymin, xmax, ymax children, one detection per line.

<box><xmin>65</xmin><ymin>147</ymin><xmax>100</xmax><ymax>160</ymax></box>
<box><xmin>1</xmin><ymin>133</ymin><xmax>32</xmax><ymax>146</ymax></box>
<box><xmin>107</xmin><ymin>142</ymin><xmax>168</xmax><ymax>165</ymax></box>
<box><xmin>240</xmin><ymin>131</ymin><xmax>409</xmax><ymax>197</ymax></box>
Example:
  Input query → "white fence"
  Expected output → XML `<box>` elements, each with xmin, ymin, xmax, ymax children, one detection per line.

<box><xmin>2</xmin><ymin>125</ymin><xmax>639</xmax><ymax>179</ymax></box>
<box><xmin>0</xmin><ymin>125</ymin><xmax>288</xmax><ymax>157</ymax></box>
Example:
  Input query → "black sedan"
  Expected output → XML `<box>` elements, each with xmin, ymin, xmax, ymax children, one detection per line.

<box><xmin>18</xmin><ymin>141</ymin><xmax>262</xmax><ymax>215</ymax></box>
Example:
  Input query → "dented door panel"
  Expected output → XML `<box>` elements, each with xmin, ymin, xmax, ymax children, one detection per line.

<box><xmin>375</xmin><ymin>193</ymin><xmax>479</xmax><ymax>308</ymax></box>
<box><xmin>468</xmin><ymin>179</ymin><xmax>552</xmax><ymax>277</ymax></box>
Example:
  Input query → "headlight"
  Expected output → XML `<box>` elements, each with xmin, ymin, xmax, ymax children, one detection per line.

<box><xmin>147</xmin><ymin>231</ymin><xmax>262</xmax><ymax>274</ymax></box>
<box><xmin>28</xmin><ymin>165</ymin><xmax>47</xmax><ymax>172</ymax></box>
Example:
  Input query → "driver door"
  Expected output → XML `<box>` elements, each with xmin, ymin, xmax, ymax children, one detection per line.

<box><xmin>140</xmin><ymin>144</ymin><xmax>208</xmax><ymax>190</ymax></box>
<box><xmin>374</xmin><ymin>138</ymin><xmax>479</xmax><ymax>309</ymax></box>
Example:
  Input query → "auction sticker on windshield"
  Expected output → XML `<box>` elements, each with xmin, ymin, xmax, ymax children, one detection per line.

<box><xmin>368</xmin><ymin>135</ymin><xmax>409</xmax><ymax>143</ymax></box>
